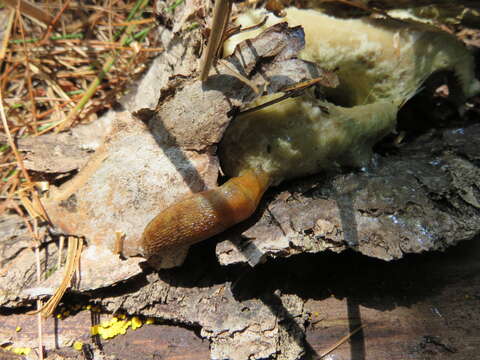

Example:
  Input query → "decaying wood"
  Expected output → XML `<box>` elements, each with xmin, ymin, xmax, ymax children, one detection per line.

<box><xmin>0</xmin><ymin>114</ymin><xmax>113</xmax><ymax>174</ymax></box>
<box><xmin>3</xmin><ymin>232</ymin><xmax>479</xmax><ymax>360</ymax></box>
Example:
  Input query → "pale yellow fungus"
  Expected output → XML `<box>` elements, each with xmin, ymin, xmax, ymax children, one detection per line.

<box><xmin>220</xmin><ymin>7</ymin><xmax>479</xmax><ymax>185</ymax></box>
<box><xmin>91</xmin><ymin>325</ymin><xmax>99</xmax><ymax>336</ymax></box>
<box><xmin>131</xmin><ymin>316</ymin><xmax>143</xmax><ymax>330</ymax></box>
<box><xmin>11</xmin><ymin>347</ymin><xmax>31</xmax><ymax>355</ymax></box>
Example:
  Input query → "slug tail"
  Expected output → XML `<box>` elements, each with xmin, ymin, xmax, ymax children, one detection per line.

<box><xmin>140</xmin><ymin>169</ymin><xmax>270</xmax><ymax>259</ymax></box>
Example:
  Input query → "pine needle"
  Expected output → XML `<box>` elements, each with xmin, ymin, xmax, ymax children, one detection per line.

<box><xmin>29</xmin><ymin>236</ymin><xmax>84</xmax><ymax>318</ymax></box>
<box><xmin>56</xmin><ymin>0</ymin><xmax>149</xmax><ymax>131</ymax></box>
<box><xmin>319</xmin><ymin>324</ymin><xmax>366</xmax><ymax>358</ymax></box>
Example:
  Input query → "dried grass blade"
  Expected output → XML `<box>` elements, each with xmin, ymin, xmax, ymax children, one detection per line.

<box><xmin>38</xmin><ymin>0</ymin><xmax>73</xmax><ymax>45</ymax></box>
<box><xmin>3</xmin><ymin>0</ymin><xmax>53</xmax><ymax>25</ymax></box>
<box><xmin>29</xmin><ymin>63</ymin><xmax>71</xmax><ymax>101</ymax></box>
<box><xmin>16</xmin><ymin>7</ymin><xmax>39</xmax><ymax>134</ymax></box>
<box><xmin>200</xmin><ymin>0</ymin><xmax>232</xmax><ymax>81</ymax></box>
<box><xmin>32</xmin><ymin>217</ymin><xmax>44</xmax><ymax>360</ymax></box>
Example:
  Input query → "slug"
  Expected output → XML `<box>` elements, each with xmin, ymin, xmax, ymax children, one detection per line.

<box><xmin>141</xmin><ymin>7</ymin><xmax>479</xmax><ymax>261</ymax></box>
<box><xmin>140</xmin><ymin>169</ymin><xmax>270</xmax><ymax>258</ymax></box>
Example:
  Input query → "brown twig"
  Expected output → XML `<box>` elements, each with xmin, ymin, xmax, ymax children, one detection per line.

<box><xmin>238</xmin><ymin>74</ymin><xmax>338</xmax><ymax>116</ymax></box>
<box><xmin>33</xmin><ymin>217</ymin><xmax>44</xmax><ymax>360</ymax></box>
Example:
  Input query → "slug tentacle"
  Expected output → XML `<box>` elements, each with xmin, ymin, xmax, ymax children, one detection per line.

<box><xmin>140</xmin><ymin>169</ymin><xmax>270</xmax><ymax>258</ymax></box>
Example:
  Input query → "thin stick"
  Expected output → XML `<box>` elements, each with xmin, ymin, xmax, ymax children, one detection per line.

<box><xmin>57</xmin><ymin>235</ymin><xmax>64</xmax><ymax>269</ymax></box>
<box><xmin>0</xmin><ymin>82</ymin><xmax>33</xmax><ymax>184</ymax></box>
<box><xmin>238</xmin><ymin>75</ymin><xmax>338</xmax><ymax>116</ymax></box>
<box><xmin>114</xmin><ymin>232</ymin><xmax>124</xmax><ymax>255</ymax></box>
<box><xmin>200</xmin><ymin>0</ymin><xmax>232</xmax><ymax>81</ymax></box>
<box><xmin>0</xmin><ymin>161</ymin><xmax>18</xmax><ymax>168</ymax></box>
<box><xmin>319</xmin><ymin>325</ymin><xmax>366</xmax><ymax>358</ymax></box>
<box><xmin>8</xmin><ymin>198</ymin><xmax>44</xmax><ymax>351</ymax></box>
<box><xmin>38</xmin><ymin>0</ymin><xmax>73</xmax><ymax>45</ymax></box>
<box><xmin>36</xmin><ymin>300</ymin><xmax>44</xmax><ymax>359</ymax></box>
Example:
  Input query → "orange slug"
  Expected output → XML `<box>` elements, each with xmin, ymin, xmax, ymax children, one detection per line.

<box><xmin>140</xmin><ymin>169</ymin><xmax>271</xmax><ymax>258</ymax></box>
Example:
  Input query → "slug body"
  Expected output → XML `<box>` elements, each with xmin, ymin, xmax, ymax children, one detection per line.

<box><xmin>141</xmin><ymin>7</ymin><xmax>479</xmax><ymax>260</ymax></box>
<box><xmin>141</xmin><ymin>169</ymin><xmax>270</xmax><ymax>258</ymax></box>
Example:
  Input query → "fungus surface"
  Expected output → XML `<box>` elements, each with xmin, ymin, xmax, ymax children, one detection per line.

<box><xmin>220</xmin><ymin>7</ymin><xmax>479</xmax><ymax>185</ymax></box>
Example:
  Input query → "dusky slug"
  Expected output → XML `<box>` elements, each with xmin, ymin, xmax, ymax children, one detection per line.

<box><xmin>140</xmin><ymin>7</ymin><xmax>479</xmax><ymax>261</ymax></box>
